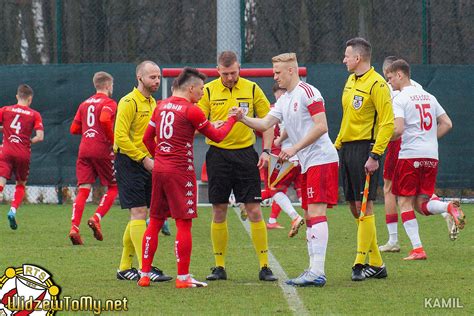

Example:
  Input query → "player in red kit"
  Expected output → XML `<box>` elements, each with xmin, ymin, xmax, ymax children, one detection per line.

<box><xmin>68</xmin><ymin>72</ymin><xmax>118</xmax><ymax>245</ymax></box>
<box><xmin>0</xmin><ymin>84</ymin><xmax>44</xmax><ymax>230</ymax></box>
<box><xmin>138</xmin><ymin>67</ymin><xmax>238</xmax><ymax>288</ymax></box>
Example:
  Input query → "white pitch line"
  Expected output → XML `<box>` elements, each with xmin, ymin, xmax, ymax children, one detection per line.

<box><xmin>232</xmin><ymin>207</ymin><xmax>309</xmax><ymax>316</ymax></box>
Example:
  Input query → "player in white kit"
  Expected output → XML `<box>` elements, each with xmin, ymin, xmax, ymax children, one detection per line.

<box><xmin>385</xmin><ymin>59</ymin><xmax>466</xmax><ymax>260</ymax></box>
<box><xmin>237</xmin><ymin>53</ymin><xmax>339</xmax><ymax>287</ymax></box>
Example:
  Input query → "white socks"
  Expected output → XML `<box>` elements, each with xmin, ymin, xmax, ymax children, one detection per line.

<box><xmin>306</xmin><ymin>221</ymin><xmax>328</xmax><ymax>276</ymax></box>
<box><xmin>273</xmin><ymin>192</ymin><xmax>299</xmax><ymax>220</ymax></box>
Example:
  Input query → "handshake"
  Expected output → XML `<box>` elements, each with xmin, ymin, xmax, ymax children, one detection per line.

<box><xmin>229</xmin><ymin>107</ymin><xmax>245</xmax><ymax>121</ymax></box>
<box><xmin>211</xmin><ymin>107</ymin><xmax>246</xmax><ymax>129</ymax></box>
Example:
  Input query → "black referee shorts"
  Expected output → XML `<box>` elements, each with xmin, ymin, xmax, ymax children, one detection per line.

<box><xmin>339</xmin><ymin>141</ymin><xmax>380</xmax><ymax>202</ymax></box>
<box><xmin>206</xmin><ymin>145</ymin><xmax>262</xmax><ymax>204</ymax></box>
<box><xmin>115</xmin><ymin>152</ymin><xmax>152</xmax><ymax>209</ymax></box>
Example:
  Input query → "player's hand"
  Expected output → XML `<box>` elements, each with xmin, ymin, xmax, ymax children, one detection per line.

<box><xmin>230</xmin><ymin>107</ymin><xmax>245</xmax><ymax>121</ymax></box>
<box><xmin>211</xmin><ymin>120</ymin><xmax>225</xmax><ymax>129</ymax></box>
<box><xmin>257</xmin><ymin>152</ymin><xmax>269</xmax><ymax>169</ymax></box>
<box><xmin>142</xmin><ymin>156</ymin><xmax>154</xmax><ymax>172</ymax></box>
<box><xmin>365</xmin><ymin>157</ymin><xmax>379</xmax><ymax>175</ymax></box>
<box><xmin>279</xmin><ymin>147</ymin><xmax>297</xmax><ymax>161</ymax></box>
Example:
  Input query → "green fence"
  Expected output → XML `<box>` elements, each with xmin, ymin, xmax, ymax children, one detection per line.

<box><xmin>0</xmin><ymin>63</ymin><xmax>472</xmax><ymax>192</ymax></box>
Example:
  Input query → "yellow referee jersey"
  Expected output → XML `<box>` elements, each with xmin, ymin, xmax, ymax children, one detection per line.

<box><xmin>198</xmin><ymin>77</ymin><xmax>270</xmax><ymax>149</ymax></box>
<box><xmin>335</xmin><ymin>67</ymin><xmax>394</xmax><ymax>155</ymax></box>
<box><xmin>114</xmin><ymin>87</ymin><xmax>156</xmax><ymax>162</ymax></box>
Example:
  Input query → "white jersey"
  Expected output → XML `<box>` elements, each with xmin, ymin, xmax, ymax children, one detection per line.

<box><xmin>278</xmin><ymin>125</ymin><xmax>298</xmax><ymax>162</ymax></box>
<box><xmin>389</xmin><ymin>79</ymin><xmax>422</xmax><ymax>99</ymax></box>
<box><xmin>392</xmin><ymin>85</ymin><xmax>446</xmax><ymax>159</ymax></box>
<box><xmin>269</xmin><ymin>81</ymin><xmax>338</xmax><ymax>173</ymax></box>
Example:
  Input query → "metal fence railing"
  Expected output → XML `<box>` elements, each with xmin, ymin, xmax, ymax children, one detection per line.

<box><xmin>0</xmin><ymin>0</ymin><xmax>472</xmax><ymax>65</ymax></box>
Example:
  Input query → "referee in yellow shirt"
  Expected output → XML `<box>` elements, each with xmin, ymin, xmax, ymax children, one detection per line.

<box><xmin>114</xmin><ymin>61</ymin><xmax>171</xmax><ymax>282</ymax></box>
<box><xmin>198</xmin><ymin>51</ymin><xmax>277</xmax><ymax>281</ymax></box>
<box><xmin>335</xmin><ymin>38</ymin><xmax>394</xmax><ymax>281</ymax></box>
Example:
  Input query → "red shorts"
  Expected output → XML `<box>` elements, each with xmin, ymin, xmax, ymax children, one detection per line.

<box><xmin>383</xmin><ymin>139</ymin><xmax>401</xmax><ymax>181</ymax></box>
<box><xmin>150</xmin><ymin>172</ymin><xmax>198</xmax><ymax>220</ymax></box>
<box><xmin>0</xmin><ymin>153</ymin><xmax>30</xmax><ymax>181</ymax></box>
<box><xmin>301</xmin><ymin>162</ymin><xmax>339</xmax><ymax>210</ymax></box>
<box><xmin>392</xmin><ymin>158</ymin><xmax>438</xmax><ymax>196</ymax></box>
<box><xmin>76</xmin><ymin>157</ymin><xmax>116</xmax><ymax>186</ymax></box>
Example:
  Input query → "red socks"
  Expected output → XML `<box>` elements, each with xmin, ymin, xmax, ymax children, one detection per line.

<box><xmin>141</xmin><ymin>218</ymin><xmax>164</xmax><ymax>274</ymax></box>
<box><xmin>71</xmin><ymin>187</ymin><xmax>91</xmax><ymax>227</ymax></box>
<box><xmin>95</xmin><ymin>185</ymin><xmax>118</xmax><ymax>218</ymax></box>
<box><xmin>175</xmin><ymin>219</ymin><xmax>193</xmax><ymax>275</ymax></box>
<box><xmin>11</xmin><ymin>184</ymin><xmax>26</xmax><ymax>209</ymax></box>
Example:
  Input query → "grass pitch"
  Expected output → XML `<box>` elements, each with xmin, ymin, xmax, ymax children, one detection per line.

<box><xmin>0</xmin><ymin>203</ymin><xmax>472</xmax><ymax>315</ymax></box>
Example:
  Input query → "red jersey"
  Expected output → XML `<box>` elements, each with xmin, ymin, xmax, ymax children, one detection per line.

<box><xmin>0</xmin><ymin>104</ymin><xmax>43</xmax><ymax>158</ymax></box>
<box><xmin>72</xmin><ymin>93</ymin><xmax>117</xmax><ymax>159</ymax></box>
<box><xmin>148</xmin><ymin>96</ymin><xmax>210</xmax><ymax>174</ymax></box>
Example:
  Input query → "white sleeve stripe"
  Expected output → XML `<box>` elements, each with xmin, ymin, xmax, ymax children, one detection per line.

<box><xmin>149</xmin><ymin>121</ymin><xmax>156</xmax><ymax>127</ymax></box>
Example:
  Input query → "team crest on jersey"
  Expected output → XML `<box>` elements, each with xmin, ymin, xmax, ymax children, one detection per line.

<box><xmin>239</xmin><ymin>102</ymin><xmax>249</xmax><ymax>115</ymax></box>
<box><xmin>353</xmin><ymin>95</ymin><xmax>363</xmax><ymax>109</ymax></box>
<box><xmin>0</xmin><ymin>264</ymin><xmax>61</xmax><ymax>315</ymax></box>
<box><xmin>293</xmin><ymin>102</ymin><xmax>298</xmax><ymax>112</ymax></box>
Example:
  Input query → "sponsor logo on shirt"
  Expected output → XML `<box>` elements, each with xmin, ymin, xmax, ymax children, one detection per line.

<box><xmin>293</xmin><ymin>102</ymin><xmax>298</xmax><ymax>112</ymax></box>
<box><xmin>84</xmin><ymin>128</ymin><xmax>99</xmax><ymax>138</ymax></box>
<box><xmin>158</xmin><ymin>141</ymin><xmax>173</xmax><ymax>153</ymax></box>
<box><xmin>8</xmin><ymin>135</ymin><xmax>22</xmax><ymax>143</ymax></box>
<box><xmin>353</xmin><ymin>95</ymin><xmax>363</xmax><ymax>110</ymax></box>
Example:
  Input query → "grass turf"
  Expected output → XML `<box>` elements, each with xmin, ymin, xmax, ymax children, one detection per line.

<box><xmin>0</xmin><ymin>203</ymin><xmax>472</xmax><ymax>315</ymax></box>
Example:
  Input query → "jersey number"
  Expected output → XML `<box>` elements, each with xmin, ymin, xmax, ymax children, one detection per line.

<box><xmin>10</xmin><ymin>114</ymin><xmax>22</xmax><ymax>134</ymax></box>
<box><xmin>415</xmin><ymin>103</ymin><xmax>432</xmax><ymax>131</ymax></box>
<box><xmin>159</xmin><ymin>111</ymin><xmax>175</xmax><ymax>139</ymax></box>
<box><xmin>87</xmin><ymin>105</ymin><xmax>95</xmax><ymax>127</ymax></box>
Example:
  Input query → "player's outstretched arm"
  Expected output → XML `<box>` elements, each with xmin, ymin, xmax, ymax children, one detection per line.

<box><xmin>31</xmin><ymin>130</ymin><xmax>44</xmax><ymax>144</ymax></box>
<box><xmin>240</xmin><ymin>114</ymin><xmax>279</xmax><ymax>133</ymax></box>
<box><xmin>437</xmin><ymin>113</ymin><xmax>452</xmax><ymax>139</ymax></box>
<box><xmin>199</xmin><ymin>116</ymin><xmax>238</xmax><ymax>143</ymax></box>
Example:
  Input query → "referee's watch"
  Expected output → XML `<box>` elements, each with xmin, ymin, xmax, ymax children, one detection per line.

<box><xmin>369</xmin><ymin>152</ymin><xmax>381</xmax><ymax>161</ymax></box>
<box><xmin>262</xmin><ymin>149</ymin><xmax>271</xmax><ymax>155</ymax></box>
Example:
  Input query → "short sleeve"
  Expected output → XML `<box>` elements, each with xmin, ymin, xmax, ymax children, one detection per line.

<box><xmin>268</xmin><ymin>98</ymin><xmax>283</xmax><ymax>123</ymax></box>
<box><xmin>392</xmin><ymin>95</ymin><xmax>405</xmax><ymax>119</ymax></box>
<box><xmin>102</xmin><ymin>99</ymin><xmax>117</xmax><ymax>116</ymax></box>
<box><xmin>34</xmin><ymin>111</ymin><xmax>44</xmax><ymax>130</ymax></box>
<box><xmin>431</xmin><ymin>95</ymin><xmax>446</xmax><ymax>118</ymax></box>
<box><xmin>253</xmin><ymin>84</ymin><xmax>271</xmax><ymax>118</ymax></box>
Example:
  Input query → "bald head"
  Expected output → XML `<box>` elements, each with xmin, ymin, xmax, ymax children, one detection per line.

<box><xmin>136</xmin><ymin>60</ymin><xmax>160</xmax><ymax>77</ymax></box>
<box><xmin>136</xmin><ymin>60</ymin><xmax>161</xmax><ymax>97</ymax></box>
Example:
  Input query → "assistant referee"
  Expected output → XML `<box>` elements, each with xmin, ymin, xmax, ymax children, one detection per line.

<box><xmin>198</xmin><ymin>51</ymin><xmax>277</xmax><ymax>282</ymax></box>
<box><xmin>335</xmin><ymin>38</ymin><xmax>394</xmax><ymax>282</ymax></box>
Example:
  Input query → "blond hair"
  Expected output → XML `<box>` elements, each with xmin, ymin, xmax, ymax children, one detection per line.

<box><xmin>93</xmin><ymin>71</ymin><xmax>113</xmax><ymax>90</ymax></box>
<box><xmin>272</xmin><ymin>53</ymin><xmax>298</xmax><ymax>68</ymax></box>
